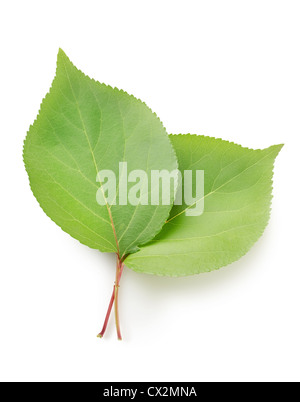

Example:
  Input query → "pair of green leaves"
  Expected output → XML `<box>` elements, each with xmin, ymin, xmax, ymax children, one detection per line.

<box><xmin>24</xmin><ymin>50</ymin><xmax>282</xmax><ymax>277</ymax></box>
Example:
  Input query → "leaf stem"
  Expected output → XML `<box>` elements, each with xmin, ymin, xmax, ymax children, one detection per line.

<box><xmin>114</xmin><ymin>257</ymin><xmax>124</xmax><ymax>340</ymax></box>
<box><xmin>97</xmin><ymin>254</ymin><xmax>124</xmax><ymax>339</ymax></box>
<box><xmin>97</xmin><ymin>288</ymin><xmax>115</xmax><ymax>338</ymax></box>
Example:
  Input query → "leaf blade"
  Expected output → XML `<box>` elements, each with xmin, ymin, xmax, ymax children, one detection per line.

<box><xmin>125</xmin><ymin>134</ymin><xmax>283</xmax><ymax>276</ymax></box>
<box><xmin>23</xmin><ymin>50</ymin><xmax>178</xmax><ymax>256</ymax></box>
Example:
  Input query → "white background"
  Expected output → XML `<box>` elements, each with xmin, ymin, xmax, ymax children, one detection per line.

<box><xmin>0</xmin><ymin>0</ymin><xmax>299</xmax><ymax>382</ymax></box>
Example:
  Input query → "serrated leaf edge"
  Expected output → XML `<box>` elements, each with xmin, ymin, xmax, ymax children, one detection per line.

<box><xmin>23</xmin><ymin>48</ymin><xmax>179</xmax><ymax>256</ymax></box>
<box><xmin>124</xmin><ymin>134</ymin><xmax>283</xmax><ymax>276</ymax></box>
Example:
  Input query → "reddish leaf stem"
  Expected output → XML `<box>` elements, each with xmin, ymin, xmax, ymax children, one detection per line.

<box><xmin>97</xmin><ymin>255</ymin><xmax>124</xmax><ymax>339</ymax></box>
<box><xmin>97</xmin><ymin>288</ymin><xmax>115</xmax><ymax>338</ymax></box>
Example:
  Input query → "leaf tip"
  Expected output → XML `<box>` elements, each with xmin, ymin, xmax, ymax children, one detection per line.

<box><xmin>277</xmin><ymin>143</ymin><xmax>284</xmax><ymax>152</ymax></box>
<box><xmin>56</xmin><ymin>48</ymin><xmax>72</xmax><ymax>68</ymax></box>
<box><xmin>57</xmin><ymin>47</ymin><xmax>67</xmax><ymax>58</ymax></box>
<box><xmin>269</xmin><ymin>143</ymin><xmax>284</xmax><ymax>159</ymax></box>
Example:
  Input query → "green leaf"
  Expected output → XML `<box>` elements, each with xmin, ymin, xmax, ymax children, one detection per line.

<box><xmin>23</xmin><ymin>49</ymin><xmax>178</xmax><ymax>257</ymax></box>
<box><xmin>125</xmin><ymin>135</ymin><xmax>283</xmax><ymax>276</ymax></box>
